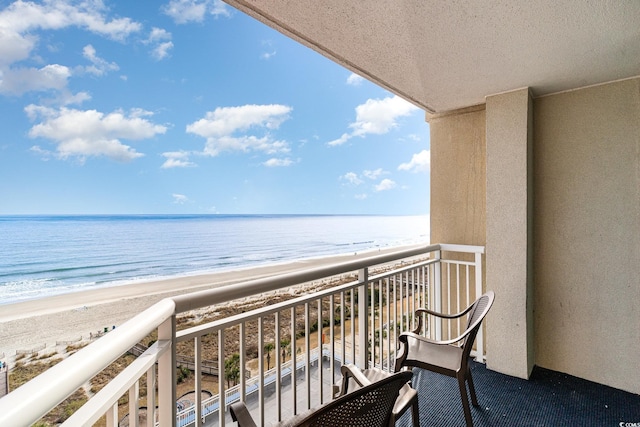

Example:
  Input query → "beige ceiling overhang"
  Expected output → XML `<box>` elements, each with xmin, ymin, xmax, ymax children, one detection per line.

<box><xmin>224</xmin><ymin>1</ymin><xmax>640</xmax><ymax>114</ymax></box>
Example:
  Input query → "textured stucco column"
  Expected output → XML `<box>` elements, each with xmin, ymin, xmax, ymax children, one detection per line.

<box><xmin>485</xmin><ymin>88</ymin><xmax>534</xmax><ymax>378</ymax></box>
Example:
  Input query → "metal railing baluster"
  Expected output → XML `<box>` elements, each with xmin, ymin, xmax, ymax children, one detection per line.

<box><xmin>218</xmin><ymin>328</ymin><xmax>226</xmax><ymax>427</ymax></box>
<box><xmin>304</xmin><ymin>302</ymin><xmax>311</xmax><ymax>410</ymax></box>
<box><xmin>275</xmin><ymin>311</ymin><xmax>282</xmax><ymax>422</ymax></box>
<box><xmin>195</xmin><ymin>335</ymin><xmax>202</xmax><ymax>427</ymax></box>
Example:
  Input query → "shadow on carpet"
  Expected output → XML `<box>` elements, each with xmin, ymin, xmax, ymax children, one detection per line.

<box><xmin>395</xmin><ymin>362</ymin><xmax>640</xmax><ymax>426</ymax></box>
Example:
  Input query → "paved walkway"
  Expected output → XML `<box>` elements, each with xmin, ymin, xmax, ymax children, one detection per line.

<box><xmin>205</xmin><ymin>357</ymin><xmax>340</xmax><ymax>426</ymax></box>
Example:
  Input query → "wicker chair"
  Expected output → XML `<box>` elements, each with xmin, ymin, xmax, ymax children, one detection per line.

<box><xmin>394</xmin><ymin>291</ymin><xmax>495</xmax><ymax>427</ymax></box>
<box><xmin>334</xmin><ymin>364</ymin><xmax>419</xmax><ymax>427</ymax></box>
<box><xmin>230</xmin><ymin>370</ymin><xmax>413</xmax><ymax>427</ymax></box>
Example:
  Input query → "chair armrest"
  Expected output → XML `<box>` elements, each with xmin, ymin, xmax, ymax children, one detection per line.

<box><xmin>415</xmin><ymin>303</ymin><xmax>475</xmax><ymax>320</ymax></box>
<box><xmin>338</xmin><ymin>364</ymin><xmax>372</xmax><ymax>396</ymax></box>
<box><xmin>412</xmin><ymin>304</ymin><xmax>476</xmax><ymax>334</ymax></box>
<box><xmin>229</xmin><ymin>401</ymin><xmax>258</xmax><ymax>427</ymax></box>
<box><xmin>399</xmin><ymin>331</ymin><xmax>467</xmax><ymax>347</ymax></box>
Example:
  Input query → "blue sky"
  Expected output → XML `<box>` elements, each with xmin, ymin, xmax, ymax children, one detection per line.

<box><xmin>0</xmin><ymin>0</ymin><xmax>430</xmax><ymax>215</ymax></box>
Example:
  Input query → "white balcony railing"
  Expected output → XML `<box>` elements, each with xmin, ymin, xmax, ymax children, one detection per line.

<box><xmin>0</xmin><ymin>243</ymin><xmax>484</xmax><ymax>427</ymax></box>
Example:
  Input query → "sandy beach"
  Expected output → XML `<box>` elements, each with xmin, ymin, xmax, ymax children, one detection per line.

<box><xmin>0</xmin><ymin>246</ymin><xmax>414</xmax><ymax>361</ymax></box>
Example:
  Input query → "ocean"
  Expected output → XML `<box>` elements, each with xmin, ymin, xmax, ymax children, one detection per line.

<box><xmin>0</xmin><ymin>214</ymin><xmax>429</xmax><ymax>305</ymax></box>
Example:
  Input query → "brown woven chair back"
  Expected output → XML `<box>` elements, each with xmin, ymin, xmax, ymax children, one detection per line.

<box><xmin>299</xmin><ymin>370</ymin><xmax>413</xmax><ymax>427</ymax></box>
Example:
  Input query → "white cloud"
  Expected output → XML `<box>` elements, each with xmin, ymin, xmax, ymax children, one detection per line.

<box><xmin>161</xmin><ymin>151</ymin><xmax>196</xmax><ymax>169</ymax></box>
<box><xmin>0</xmin><ymin>1</ymin><xmax>141</xmax><ymax>38</ymax></box>
<box><xmin>363</xmin><ymin>168</ymin><xmax>385</xmax><ymax>180</ymax></box>
<box><xmin>398</xmin><ymin>149</ymin><xmax>430</xmax><ymax>173</ymax></box>
<box><xmin>187</xmin><ymin>104</ymin><xmax>292</xmax><ymax>156</ymax></box>
<box><xmin>26</xmin><ymin>105</ymin><xmax>167</xmax><ymax>162</ymax></box>
<box><xmin>202</xmin><ymin>135</ymin><xmax>290</xmax><ymax>157</ymax></box>
<box><xmin>29</xmin><ymin>145</ymin><xmax>52</xmax><ymax>160</ymax></box>
<box><xmin>172</xmin><ymin>193</ymin><xmax>189</xmax><ymax>204</ymax></box>
<box><xmin>188</xmin><ymin>104</ymin><xmax>291</xmax><ymax>136</ymax></box>
<box><xmin>375</xmin><ymin>178</ymin><xmax>397</xmax><ymax>192</ymax></box>
<box><xmin>0</xmin><ymin>64</ymin><xmax>70</xmax><ymax>95</ymax></box>
<box><xmin>148</xmin><ymin>27</ymin><xmax>171</xmax><ymax>43</ymax></box>
<box><xmin>162</xmin><ymin>0</ymin><xmax>230</xmax><ymax>24</ymax></box>
<box><xmin>260</xmin><ymin>40</ymin><xmax>276</xmax><ymax>60</ymax></box>
<box><xmin>327</xmin><ymin>133</ymin><xmax>351</xmax><ymax>147</ymax></box>
<box><xmin>351</xmin><ymin>96</ymin><xmax>419</xmax><ymax>136</ymax></box>
<box><xmin>346</xmin><ymin>73</ymin><xmax>364</xmax><ymax>86</ymax></box>
<box><xmin>263</xmin><ymin>157</ymin><xmax>292</xmax><ymax>167</ymax></box>
<box><xmin>81</xmin><ymin>45</ymin><xmax>119</xmax><ymax>76</ymax></box>
<box><xmin>328</xmin><ymin>95</ymin><xmax>419</xmax><ymax>146</ymax></box>
<box><xmin>342</xmin><ymin>169</ymin><xmax>398</xmax><ymax>194</ymax></box>
<box><xmin>129</xmin><ymin>108</ymin><xmax>155</xmax><ymax>119</ymax></box>
<box><xmin>341</xmin><ymin>172</ymin><xmax>363</xmax><ymax>185</ymax></box>
<box><xmin>153</xmin><ymin>41</ymin><xmax>174</xmax><ymax>60</ymax></box>
<box><xmin>162</xmin><ymin>158</ymin><xmax>193</xmax><ymax>168</ymax></box>
<box><xmin>0</xmin><ymin>1</ymin><xmax>140</xmax><ymax>98</ymax></box>
<box><xmin>0</xmin><ymin>27</ymin><xmax>35</xmax><ymax>66</ymax></box>
<box><xmin>163</xmin><ymin>0</ymin><xmax>206</xmax><ymax>23</ymax></box>
<box><xmin>58</xmin><ymin>90</ymin><xmax>91</xmax><ymax>106</ymax></box>
<box><xmin>146</xmin><ymin>28</ymin><xmax>173</xmax><ymax>60</ymax></box>
<box><xmin>0</xmin><ymin>0</ymin><xmax>140</xmax><ymax>64</ymax></box>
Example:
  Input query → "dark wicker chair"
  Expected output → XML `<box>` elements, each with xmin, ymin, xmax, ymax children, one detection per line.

<box><xmin>334</xmin><ymin>364</ymin><xmax>419</xmax><ymax>427</ymax></box>
<box><xmin>394</xmin><ymin>291</ymin><xmax>495</xmax><ymax>427</ymax></box>
<box><xmin>230</xmin><ymin>370</ymin><xmax>413</xmax><ymax>427</ymax></box>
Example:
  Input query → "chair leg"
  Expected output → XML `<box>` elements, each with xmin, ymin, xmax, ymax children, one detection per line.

<box><xmin>466</xmin><ymin>365</ymin><xmax>479</xmax><ymax>407</ymax></box>
<box><xmin>457</xmin><ymin>374</ymin><xmax>474</xmax><ymax>427</ymax></box>
<box><xmin>388</xmin><ymin>412</ymin><xmax>396</xmax><ymax>427</ymax></box>
<box><xmin>388</xmin><ymin>398</ymin><xmax>420</xmax><ymax>427</ymax></box>
<box><xmin>411</xmin><ymin>397</ymin><xmax>420</xmax><ymax>427</ymax></box>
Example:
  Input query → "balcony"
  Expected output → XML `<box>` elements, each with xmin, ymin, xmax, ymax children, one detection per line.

<box><xmin>0</xmin><ymin>243</ymin><xmax>638</xmax><ymax>426</ymax></box>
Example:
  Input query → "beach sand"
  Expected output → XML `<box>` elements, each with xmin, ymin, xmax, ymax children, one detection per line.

<box><xmin>0</xmin><ymin>246</ymin><xmax>414</xmax><ymax>360</ymax></box>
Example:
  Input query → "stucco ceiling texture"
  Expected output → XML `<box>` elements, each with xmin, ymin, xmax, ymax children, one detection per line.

<box><xmin>225</xmin><ymin>1</ymin><xmax>640</xmax><ymax>114</ymax></box>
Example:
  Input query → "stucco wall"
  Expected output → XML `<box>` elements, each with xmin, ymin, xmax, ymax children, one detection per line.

<box><xmin>429</xmin><ymin>107</ymin><xmax>486</xmax><ymax>248</ymax></box>
<box><xmin>533</xmin><ymin>78</ymin><xmax>640</xmax><ymax>394</ymax></box>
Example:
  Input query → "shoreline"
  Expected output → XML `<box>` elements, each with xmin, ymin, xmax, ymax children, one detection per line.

<box><xmin>0</xmin><ymin>244</ymin><xmax>423</xmax><ymax>360</ymax></box>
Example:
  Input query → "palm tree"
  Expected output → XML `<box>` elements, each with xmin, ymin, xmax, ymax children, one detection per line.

<box><xmin>264</xmin><ymin>342</ymin><xmax>275</xmax><ymax>370</ymax></box>
<box><xmin>225</xmin><ymin>353</ymin><xmax>240</xmax><ymax>387</ymax></box>
<box><xmin>280</xmin><ymin>338</ymin><xmax>291</xmax><ymax>362</ymax></box>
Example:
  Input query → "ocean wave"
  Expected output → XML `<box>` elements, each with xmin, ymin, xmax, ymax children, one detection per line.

<box><xmin>0</xmin><ymin>214</ymin><xmax>429</xmax><ymax>305</ymax></box>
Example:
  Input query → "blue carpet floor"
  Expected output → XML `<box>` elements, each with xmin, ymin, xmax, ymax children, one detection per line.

<box><xmin>397</xmin><ymin>362</ymin><xmax>640</xmax><ymax>426</ymax></box>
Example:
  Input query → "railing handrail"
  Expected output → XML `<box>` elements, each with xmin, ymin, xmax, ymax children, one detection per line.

<box><xmin>65</xmin><ymin>340</ymin><xmax>171</xmax><ymax>426</ymax></box>
<box><xmin>439</xmin><ymin>243</ymin><xmax>485</xmax><ymax>254</ymax></box>
<box><xmin>0</xmin><ymin>298</ymin><xmax>176</xmax><ymax>426</ymax></box>
<box><xmin>176</xmin><ymin>257</ymin><xmax>437</xmax><ymax>342</ymax></box>
<box><xmin>171</xmin><ymin>244</ymin><xmax>438</xmax><ymax>314</ymax></box>
<box><xmin>0</xmin><ymin>243</ymin><xmax>483</xmax><ymax>426</ymax></box>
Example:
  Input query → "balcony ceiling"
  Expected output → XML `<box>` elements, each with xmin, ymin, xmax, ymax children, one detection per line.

<box><xmin>225</xmin><ymin>1</ymin><xmax>640</xmax><ymax>114</ymax></box>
